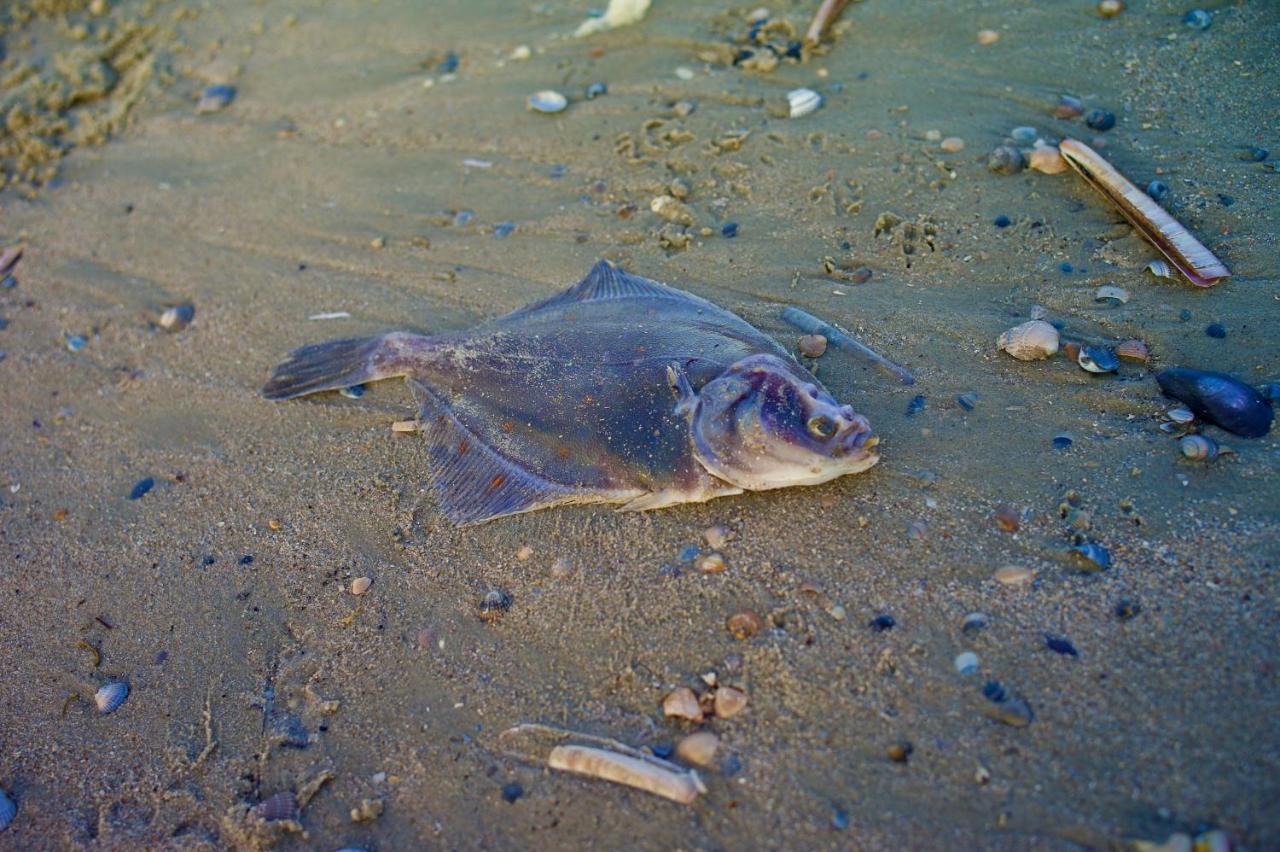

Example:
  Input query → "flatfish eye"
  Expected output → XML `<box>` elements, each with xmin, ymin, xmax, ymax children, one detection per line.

<box><xmin>808</xmin><ymin>415</ymin><xmax>837</xmax><ymax>438</ymax></box>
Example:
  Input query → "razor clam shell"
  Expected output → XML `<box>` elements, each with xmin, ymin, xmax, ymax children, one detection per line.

<box><xmin>1058</xmin><ymin>139</ymin><xmax>1230</xmax><ymax>287</ymax></box>
<box><xmin>94</xmin><ymin>681</ymin><xmax>129</xmax><ymax>714</ymax></box>
<box><xmin>787</xmin><ymin>88</ymin><xmax>823</xmax><ymax>119</ymax></box>
<box><xmin>548</xmin><ymin>744</ymin><xmax>706</xmax><ymax>804</ymax></box>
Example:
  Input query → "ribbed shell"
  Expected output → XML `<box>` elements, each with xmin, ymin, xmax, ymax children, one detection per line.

<box><xmin>997</xmin><ymin>320</ymin><xmax>1059</xmax><ymax>361</ymax></box>
<box><xmin>257</xmin><ymin>791</ymin><xmax>298</xmax><ymax>822</ymax></box>
<box><xmin>786</xmin><ymin>88</ymin><xmax>823</xmax><ymax>119</ymax></box>
<box><xmin>95</xmin><ymin>681</ymin><xmax>129</xmax><ymax>714</ymax></box>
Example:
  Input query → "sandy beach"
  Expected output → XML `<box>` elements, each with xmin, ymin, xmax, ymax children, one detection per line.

<box><xmin>1</xmin><ymin>0</ymin><xmax>1277</xmax><ymax>848</ymax></box>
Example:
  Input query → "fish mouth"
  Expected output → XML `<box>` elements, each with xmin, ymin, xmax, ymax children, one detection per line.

<box><xmin>833</xmin><ymin>418</ymin><xmax>877</xmax><ymax>457</ymax></box>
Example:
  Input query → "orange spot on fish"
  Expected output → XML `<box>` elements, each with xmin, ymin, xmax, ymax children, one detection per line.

<box><xmin>458</xmin><ymin>439</ymin><xmax>469</xmax><ymax>455</ymax></box>
<box><xmin>501</xmin><ymin>421</ymin><xmax>515</xmax><ymax>432</ymax></box>
<box><xmin>583</xmin><ymin>394</ymin><xmax>594</xmax><ymax>405</ymax></box>
<box><xmin>634</xmin><ymin>345</ymin><xmax>646</xmax><ymax>354</ymax></box>
<box><xmin>490</xmin><ymin>474</ymin><xmax>505</xmax><ymax>489</ymax></box>
<box><xmin>556</xmin><ymin>446</ymin><xmax>570</xmax><ymax>459</ymax></box>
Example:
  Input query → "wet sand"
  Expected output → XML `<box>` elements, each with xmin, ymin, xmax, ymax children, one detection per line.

<box><xmin>1</xmin><ymin>0</ymin><xmax>1277</xmax><ymax>848</ymax></box>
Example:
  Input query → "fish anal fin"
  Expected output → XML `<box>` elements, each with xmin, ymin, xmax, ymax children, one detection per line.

<box><xmin>409</xmin><ymin>380</ymin><xmax>621</xmax><ymax>524</ymax></box>
<box><xmin>619</xmin><ymin>480</ymin><xmax>744</xmax><ymax>513</ymax></box>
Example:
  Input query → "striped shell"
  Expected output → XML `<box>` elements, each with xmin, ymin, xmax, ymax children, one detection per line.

<box><xmin>256</xmin><ymin>791</ymin><xmax>298</xmax><ymax>822</ymax></box>
<box><xmin>787</xmin><ymin>88</ymin><xmax>823</xmax><ymax>119</ymax></box>
<box><xmin>95</xmin><ymin>681</ymin><xmax>129</xmax><ymax>714</ymax></box>
<box><xmin>1146</xmin><ymin>259</ymin><xmax>1173</xmax><ymax>279</ymax></box>
<box><xmin>997</xmin><ymin>320</ymin><xmax>1059</xmax><ymax>361</ymax></box>
<box><xmin>0</xmin><ymin>789</ymin><xmax>15</xmax><ymax>833</ymax></box>
<box><xmin>1059</xmin><ymin>139</ymin><xmax>1230</xmax><ymax>287</ymax></box>
<box><xmin>1114</xmin><ymin>338</ymin><xmax>1150</xmax><ymax>363</ymax></box>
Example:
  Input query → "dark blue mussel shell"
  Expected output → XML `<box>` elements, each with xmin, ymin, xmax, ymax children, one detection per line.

<box><xmin>1156</xmin><ymin>368</ymin><xmax>1273</xmax><ymax>438</ymax></box>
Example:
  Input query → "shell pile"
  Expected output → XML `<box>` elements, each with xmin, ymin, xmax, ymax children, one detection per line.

<box><xmin>997</xmin><ymin>320</ymin><xmax>1059</xmax><ymax>361</ymax></box>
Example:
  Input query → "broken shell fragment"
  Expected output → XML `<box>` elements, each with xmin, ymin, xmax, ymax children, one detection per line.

<box><xmin>95</xmin><ymin>681</ymin><xmax>129</xmax><ymax>714</ymax></box>
<box><xmin>713</xmin><ymin>686</ymin><xmax>748</xmax><ymax>719</ymax></box>
<box><xmin>350</xmin><ymin>576</ymin><xmax>372</xmax><ymax>596</ymax></box>
<box><xmin>1166</xmin><ymin>406</ymin><xmax>1196</xmax><ymax>425</ymax></box>
<box><xmin>798</xmin><ymin>334</ymin><xmax>828</xmax><ymax>358</ymax></box>
<box><xmin>1027</xmin><ymin>145</ymin><xmax>1068</xmax><ymax>175</ymax></box>
<box><xmin>1077</xmin><ymin>345</ymin><xmax>1119</xmax><ymax>374</ymax></box>
<box><xmin>1094</xmin><ymin>284</ymin><xmax>1130</xmax><ymax>305</ymax></box>
<box><xmin>159</xmin><ymin>303</ymin><xmax>195</xmax><ymax>331</ymax></box>
<box><xmin>675</xmin><ymin>731</ymin><xmax>720</xmax><ymax>768</ymax></box>
<box><xmin>726</xmin><ymin>609</ymin><xmax>763</xmax><ymax>640</ymax></box>
<box><xmin>997</xmin><ymin>320</ymin><xmax>1059</xmax><ymax>361</ymax></box>
<box><xmin>787</xmin><ymin>88</ymin><xmax>823</xmax><ymax>119</ymax></box>
<box><xmin>1058</xmin><ymin>139</ymin><xmax>1230</xmax><ymax>287</ymax></box>
<box><xmin>548</xmin><ymin>744</ymin><xmax>706</xmax><ymax>804</ymax></box>
<box><xmin>662</xmin><ymin>687</ymin><xmax>704</xmax><ymax>722</ymax></box>
<box><xmin>988</xmin><ymin>145</ymin><xmax>1026</xmax><ymax>175</ymax></box>
<box><xmin>1114</xmin><ymin>339</ymin><xmax>1150</xmax><ymax>364</ymax></box>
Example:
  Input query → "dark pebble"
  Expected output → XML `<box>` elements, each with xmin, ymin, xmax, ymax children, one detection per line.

<box><xmin>239</xmin><ymin>554</ymin><xmax>255</xmax><ymax>565</ymax></box>
<box><xmin>1084</xmin><ymin>109</ymin><xmax>1115</xmax><ymax>131</ymax></box>
<box><xmin>886</xmin><ymin>741</ymin><xmax>912</xmax><ymax>763</ymax></box>
<box><xmin>1182</xmin><ymin>9</ymin><xmax>1211</xmax><ymax>29</ymax></box>
<box><xmin>1059</xmin><ymin>262</ymin><xmax>1073</xmax><ymax>274</ymax></box>
<box><xmin>202</xmin><ymin>555</ymin><xmax>217</xmax><ymax>566</ymax></box>
<box><xmin>1218</xmin><ymin>194</ymin><xmax>1234</xmax><ymax>207</ymax></box>
<box><xmin>849</xmin><ymin>266</ymin><xmax>873</xmax><ymax>284</ymax></box>
<box><xmin>1114</xmin><ymin>599</ymin><xmax>1142</xmax><ymax>620</ymax></box>
<box><xmin>339</xmin><ymin>384</ymin><xmax>365</xmax><ymax>399</ymax></box>
<box><xmin>1053</xmin><ymin>94</ymin><xmax>1084</xmax><ymax>119</ymax></box>
<box><xmin>1045</xmin><ymin>634</ymin><xmax>1079</xmax><ymax>656</ymax></box>
<box><xmin>721</xmin><ymin>222</ymin><xmax>739</xmax><ymax>238</ymax></box>
<box><xmin>993</xmin><ymin>215</ymin><xmax>1011</xmax><ymax>228</ymax></box>
<box><xmin>678</xmin><ymin>543</ymin><xmax>699</xmax><ymax>561</ymax></box>
<box><xmin>501</xmin><ymin>782</ymin><xmax>524</xmax><ymax>803</ymax></box>
<box><xmin>453</xmin><ymin>210</ymin><xmax>475</xmax><ymax>226</ymax></box>
<box><xmin>493</xmin><ymin>222</ymin><xmax>516</xmax><ymax>238</ymax></box>
<box><xmin>869</xmin><ymin>614</ymin><xmax>896</xmax><ymax>632</ymax></box>
<box><xmin>1</xmin><ymin>275</ymin><xmax>14</xmax><ymax>289</ymax></box>
<box><xmin>1179</xmin><ymin>308</ymin><xmax>1192</xmax><ymax>322</ymax></box>
<box><xmin>1237</xmin><ymin>146</ymin><xmax>1268</xmax><ymax>162</ymax></box>
<box><xmin>1147</xmin><ymin>180</ymin><xmax>1169</xmax><ymax>202</ymax></box>
<box><xmin>0</xmin><ymin>317</ymin><xmax>8</xmax><ymax>330</ymax></box>
<box><xmin>1205</xmin><ymin>322</ymin><xmax>1226</xmax><ymax>339</ymax></box>
<box><xmin>438</xmin><ymin>51</ymin><xmax>459</xmax><ymax>73</ymax></box>
<box><xmin>831</xmin><ymin>808</ymin><xmax>850</xmax><ymax>831</ymax></box>
<box><xmin>1052</xmin><ymin>434</ymin><xmax>1073</xmax><ymax>450</ymax></box>
<box><xmin>127</xmin><ymin>477</ymin><xmax>155</xmax><ymax>500</ymax></box>
<box><xmin>956</xmin><ymin>392</ymin><xmax>978</xmax><ymax>411</ymax></box>
<box><xmin>585</xmin><ymin>82</ymin><xmax>607</xmax><ymax>99</ymax></box>
<box><xmin>195</xmin><ymin>84</ymin><xmax>236</xmax><ymax>114</ymax></box>
<box><xmin>651</xmin><ymin>743</ymin><xmax>674</xmax><ymax>759</ymax></box>
<box><xmin>720</xmin><ymin>753</ymin><xmax>744</xmax><ymax>777</ymax></box>
<box><xmin>904</xmin><ymin>395</ymin><xmax>926</xmax><ymax>418</ymax></box>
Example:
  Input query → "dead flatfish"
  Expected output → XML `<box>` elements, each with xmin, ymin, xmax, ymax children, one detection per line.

<box><xmin>263</xmin><ymin>261</ymin><xmax>879</xmax><ymax>524</ymax></box>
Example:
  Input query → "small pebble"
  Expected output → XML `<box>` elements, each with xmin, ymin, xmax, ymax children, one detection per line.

<box><xmin>976</xmin><ymin>29</ymin><xmax>1001</xmax><ymax>45</ymax></box>
<box><xmin>869</xmin><ymin>614</ymin><xmax>896</xmax><ymax>632</ymax></box>
<box><xmin>726</xmin><ymin>609</ymin><xmax>763</xmax><ymax>640</ymax></box>
<box><xmin>993</xmin><ymin>215</ymin><xmax>1011</xmax><ymax>228</ymax></box>
<box><xmin>993</xmin><ymin>565</ymin><xmax>1033</xmax><ymax>587</ymax></box>
<box><xmin>128</xmin><ymin>477</ymin><xmax>155</xmax><ymax>500</ymax></box>
<box><xmin>66</xmin><ymin>334</ymin><xmax>88</xmax><ymax>352</ymax></box>
<box><xmin>339</xmin><ymin>385</ymin><xmax>365</xmax><ymax>399</ymax></box>
<box><xmin>437</xmin><ymin>51</ymin><xmax>459</xmax><ymax>73</ymax></box>
<box><xmin>676</xmin><ymin>731</ymin><xmax>719</xmax><ymax>768</ymax></box>
<box><xmin>831</xmin><ymin>808</ymin><xmax>850</xmax><ymax>830</ymax></box>
<box><xmin>956</xmin><ymin>392</ymin><xmax>978</xmax><ymax>411</ymax></box>
<box><xmin>159</xmin><ymin>303</ymin><xmax>195</xmax><ymax>332</ymax></box>
<box><xmin>1182</xmin><ymin>9</ymin><xmax>1211</xmax><ymax>30</ymax></box>
<box><xmin>992</xmin><ymin>504</ymin><xmax>1020</xmax><ymax>533</ymax></box>
<box><xmin>674</xmin><ymin>66</ymin><xmax>694</xmax><ymax>81</ymax></box>
<box><xmin>1114</xmin><ymin>599</ymin><xmax>1141</xmax><ymax>620</ymax></box>
<box><xmin>1084</xmin><ymin>108</ymin><xmax>1115</xmax><ymax>132</ymax></box>
<box><xmin>798</xmin><ymin>334</ymin><xmax>827</xmax><ymax>358</ymax></box>
<box><xmin>980</xmin><ymin>681</ymin><xmax>1033</xmax><ymax>727</ymax></box>
<box><xmin>1147</xmin><ymin>180</ymin><xmax>1169</xmax><ymax>202</ymax></box>
<box><xmin>453</xmin><ymin>210</ymin><xmax>475</xmax><ymax>226</ymax></box>
<box><xmin>1053</xmin><ymin>94</ymin><xmax>1084</xmax><ymax>119</ymax></box>
<box><xmin>988</xmin><ymin>145</ymin><xmax>1025</xmax><ymax>175</ymax></box>
<box><xmin>585</xmin><ymin>82</ymin><xmax>608</xmax><ymax>100</ymax></box>
<box><xmin>1097</xmin><ymin>0</ymin><xmax>1124</xmax><ymax>16</ymax></box>
<box><xmin>1052</xmin><ymin>434</ymin><xmax>1073</xmax><ymax>450</ymax></box>
<box><xmin>954</xmin><ymin>651</ymin><xmax>980</xmax><ymax>674</ymax></box>
<box><xmin>939</xmin><ymin>136</ymin><xmax>964</xmax><ymax>153</ymax></box>
<box><xmin>239</xmin><ymin>554</ymin><xmax>255</xmax><ymax>565</ymax></box>
<box><xmin>477</xmin><ymin>588</ymin><xmax>513</xmax><ymax>621</ymax></box>
<box><xmin>0</xmin><ymin>276</ymin><xmax>15</xmax><ymax>289</ymax></box>
<box><xmin>493</xmin><ymin>222</ymin><xmax>516</xmax><ymax>239</ymax></box>
<box><xmin>721</xmin><ymin>222</ymin><xmax>739</xmax><ymax>238</ymax></box>
<box><xmin>527</xmin><ymin>90</ymin><xmax>568</xmax><ymax>114</ymax></box>
<box><xmin>1045</xmin><ymin>634</ymin><xmax>1078</xmax><ymax>656</ymax></box>
<box><xmin>501</xmin><ymin>782</ymin><xmax>524</xmax><ymax>803</ymax></box>
<box><xmin>196</xmin><ymin>84</ymin><xmax>236</xmax><ymax>114</ymax></box>
<box><xmin>886</xmin><ymin>741</ymin><xmax>913</xmax><ymax>763</ymax></box>
<box><xmin>1010</xmin><ymin>126</ymin><xmax>1037</xmax><ymax>143</ymax></box>
<box><xmin>1059</xmin><ymin>262</ymin><xmax>1073</xmax><ymax>274</ymax></box>
<box><xmin>1205</xmin><ymin>322</ymin><xmax>1226</xmax><ymax>339</ymax></box>
<box><xmin>350</xmin><ymin>576</ymin><xmax>372</xmax><ymax>596</ymax></box>
<box><xmin>961</xmin><ymin>612</ymin><xmax>989</xmax><ymax>635</ymax></box>
<box><xmin>1236</xmin><ymin>146</ymin><xmax>1267</xmax><ymax>162</ymax></box>
<box><xmin>904</xmin><ymin>395</ymin><xmax>926</xmax><ymax>418</ymax></box>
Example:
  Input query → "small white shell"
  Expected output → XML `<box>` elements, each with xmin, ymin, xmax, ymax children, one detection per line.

<box><xmin>1146</xmin><ymin>259</ymin><xmax>1173</xmax><ymax>278</ymax></box>
<box><xmin>1166</xmin><ymin>406</ymin><xmax>1195</xmax><ymax>425</ymax></box>
<box><xmin>527</xmin><ymin>90</ymin><xmax>568</xmax><ymax>114</ymax></box>
<box><xmin>0</xmin><ymin>788</ymin><xmax>15</xmax><ymax>833</ymax></box>
<box><xmin>95</xmin><ymin>681</ymin><xmax>129</xmax><ymax>714</ymax></box>
<box><xmin>1094</xmin><ymin>285</ymin><xmax>1130</xmax><ymax>304</ymax></box>
<box><xmin>787</xmin><ymin>88</ymin><xmax>823</xmax><ymax>119</ymax></box>
<box><xmin>997</xmin><ymin>320</ymin><xmax>1059</xmax><ymax>361</ymax></box>
<box><xmin>954</xmin><ymin>651</ymin><xmax>980</xmax><ymax>674</ymax></box>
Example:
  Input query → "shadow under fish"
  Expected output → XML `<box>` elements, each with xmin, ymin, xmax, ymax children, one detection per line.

<box><xmin>263</xmin><ymin>260</ymin><xmax>879</xmax><ymax>524</ymax></box>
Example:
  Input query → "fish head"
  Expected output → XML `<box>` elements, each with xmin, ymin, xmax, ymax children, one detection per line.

<box><xmin>689</xmin><ymin>354</ymin><xmax>879</xmax><ymax>491</ymax></box>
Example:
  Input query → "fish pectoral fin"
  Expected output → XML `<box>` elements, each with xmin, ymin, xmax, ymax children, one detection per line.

<box><xmin>667</xmin><ymin>362</ymin><xmax>697</xmax><ymax>418</ymax></box>
<box><xmin>618</xmin><ymin>481</ymin><xmax>744</xmax><ymax>513</ymax></box>
<box><xmin>409</xmin><ymin>379</ymin><xmax>578</xmax><ymax>525</ymax></box>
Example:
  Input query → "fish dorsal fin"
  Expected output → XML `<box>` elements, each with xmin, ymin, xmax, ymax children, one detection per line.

<box><xmin>501</xmin><ymin>260</ymin><xmax>712</xmax><ymax>321</ymax></box>
<box><xmin>409</xmin><ymin>380</ymin><xmax>577</xmax><ymax>524</ymax></box>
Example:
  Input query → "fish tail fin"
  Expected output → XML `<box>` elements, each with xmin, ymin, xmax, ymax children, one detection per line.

<box><xmin>262</xmin><ymin>332</ymin><xmax>423</xmax><ymax>400</ymax></box>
